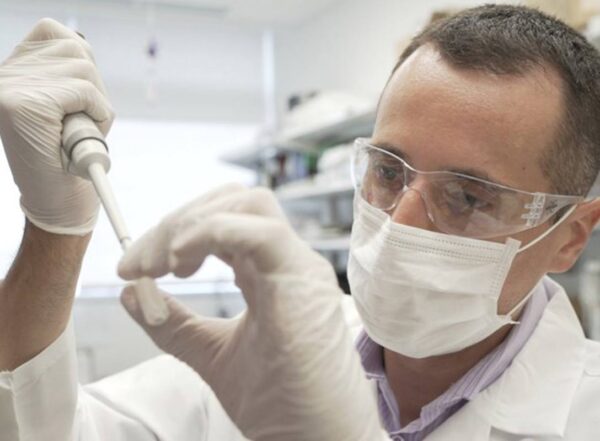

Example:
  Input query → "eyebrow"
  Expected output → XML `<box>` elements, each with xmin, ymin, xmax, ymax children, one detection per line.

<box><xmin>375</xmin><ymin>142</ymin><xmax>411</xmax><ymax>162</ymax></box>
<box><xmin>373</xmin><ymin>141</ymin><xmax>506</xmax><ymax>187</ymax></box>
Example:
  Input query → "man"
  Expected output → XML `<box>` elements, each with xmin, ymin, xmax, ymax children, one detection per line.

<box><xmin>2</xmin><ymin>4</ymin><xmax>600</xmax><ymax>441</ymax></box>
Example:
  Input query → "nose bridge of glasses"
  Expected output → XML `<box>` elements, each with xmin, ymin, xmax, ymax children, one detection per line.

<box><xmin>390</xmin><ymin>184</ymin><xmax>437</xmax><ymax>230</ymax></box>
<box><xmin>402</xmin><ymin>167</ymin><xmax>433</xmax><ymax>196</ymax></box>
<box><xmin>385</xmin><ymin>162</ymin><xmax>434</xmax><ymax>213</ymax></box>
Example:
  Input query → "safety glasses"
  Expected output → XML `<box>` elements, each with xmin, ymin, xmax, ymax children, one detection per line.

<box><xmin>351</xmin><ymin>138</ymin><xmax>584</xmax><ymax>239</ymax></box>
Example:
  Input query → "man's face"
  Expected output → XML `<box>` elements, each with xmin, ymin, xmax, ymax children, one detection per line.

<box><xmin>372</xmin><ymin>44</ymin><xmax>567</xmax><ymax>312</ymax></box>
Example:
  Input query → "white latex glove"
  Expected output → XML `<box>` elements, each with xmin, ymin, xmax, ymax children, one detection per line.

<box><xmin>0</xmin><ymin>18</ymin><xmax>114</xmax><ymax>235</ymax></box>
<box><xmin>118</xmin><ymin>184</ymin><xmax>389</xmax><ymax>441</ymax></box>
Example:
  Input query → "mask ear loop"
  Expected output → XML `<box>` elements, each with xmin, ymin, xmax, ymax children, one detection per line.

<box><xmin>517</xmin><ymin>204</ymin><xmax>578</xmax><ymax>253</ymax></box>
<box><xmin>504</xmin><ymin>285</ymin><xmax>537</xmax><ymax>324</ymax></box>
<box><xmin>503</xmin><ymin>204</ymin><xmax>578</xmax><ymax>324</ymax></box>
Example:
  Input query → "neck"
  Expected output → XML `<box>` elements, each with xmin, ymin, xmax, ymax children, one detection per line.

<box><xmin>383</xmin><ymin>324</ymin><xmax>513</xmax><ymax>426</ymax></box>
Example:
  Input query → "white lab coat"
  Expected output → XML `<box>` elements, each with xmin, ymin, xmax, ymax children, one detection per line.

<box><xmin>1</xmin><ymin>275</ymin><xmax>599</xmax><ymax>441</ymax></box>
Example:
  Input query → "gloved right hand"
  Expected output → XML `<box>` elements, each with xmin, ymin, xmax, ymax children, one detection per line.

<box><xmin>0</xmin><ymin>18</ymin><xmax>114</xmax><ymax>235</ymax></box>
<box><xmin>118</xmin><ymin>184</ymin><xmax>390</xmax><ymax>441</ymax></box>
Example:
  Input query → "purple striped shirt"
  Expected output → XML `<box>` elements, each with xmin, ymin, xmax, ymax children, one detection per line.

<box><xmin>356</xmin><ymin>281</ymin><xmax>548</xmax><ymax>441</ymax></box>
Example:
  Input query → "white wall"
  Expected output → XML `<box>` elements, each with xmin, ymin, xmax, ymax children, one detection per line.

<box><xmin>0</xmin><ymin>0</ymin><xmax>266</xmax><ymax>123</ymax></box>
<box><xmin>273</xmin><ymin>0</ymin><xmax>510</xmax><ymax>114</ymax></box>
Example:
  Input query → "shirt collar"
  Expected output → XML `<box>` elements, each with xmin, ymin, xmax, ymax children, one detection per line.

<box><xmin>355</xmin><ymin>329</ymin><xmax>386</xmax><ymax>380</ymax></box>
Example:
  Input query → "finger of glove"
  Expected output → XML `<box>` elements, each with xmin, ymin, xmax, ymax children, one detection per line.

<box><xmin>118</xmin><ymin>183</ymin><xmax>291</xmax><ymax>281</ymax></box>
<box><xmin>163</xmin><ymin>182</ymin><xmax>249</xmax><ymax>225</ymax></box>
<box><xmin>48</xmin><ymin>78</ymin><xmax>114</xmax><ymax>134</ymax></box>
<box><xmin>120</xmin><ymin>211</ymin><xmax>289</xmax><ymax>281</ymax></box>
<box><xmin>169</xmin><ymin>212</ymin><xmax>294</xmax><ymax>278</ymax></box>
<box><xmin>0</xmin><ymin>77</ymin><xmax>112</xmax><ymax>156</ymax></box>
<box><xmin>118</xmin><ymin>225</ymin><xmax>172</xmax><ymax>280</ymax></box>
<box><xmin>7</xmin><ymin>46</ymin><xmax>108</xmax><ymax>97</ymax></box>
<box><xmin>165</xmin><ymin>188</ymin><xmax>291</xmax><ymax>278</ymax></box>
<box><xmin>118</xmin><ymin>183</ymin><xmax>249</xmax><ymax>280</ymax></box>
<box><xmin>178</xmin><ymin>187</ymin><xmax>287</xmax><ymax>229</ymax></box>
<box><xmin>8</xmin><ymin>38</ymin><xmax>94</xmax><ymax>66</ymax></box>
<box><xmin>228</xmin><ymin>186</ymin><xmax>287</xmax><ymax>219</ymax></box>
<box><xmin>118</xmin><ymin>186</ymin><xmax>288</xmax><ymax>280</ymax></box>
<box><xmin>164</xmin><ymin>187</ymin><xmax>287</xmax><ymax>249</ymax></box>
<box><xmin>121</xmin><ymin>284</ymin><xmax>233</xmax><ymax>371</ymax></box>
<box><xmin>22</xmin><ymin>18</ymin><xmax>93</xmax><ymax>57</ymax></box>
<box><xmin>6</xmin><ymin>58</ymin><xmax>109</xmax><ymax>100</ymax></box>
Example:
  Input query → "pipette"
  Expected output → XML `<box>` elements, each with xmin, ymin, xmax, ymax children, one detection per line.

<box><xmin>61</xmin><ymin>112</ymin><xmax>169</xmax><ymax>326</ymax></box>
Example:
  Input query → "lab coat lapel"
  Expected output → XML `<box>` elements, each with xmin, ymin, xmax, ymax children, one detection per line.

<box><xmin>427</xmin><ymin>280</ymin><xmax>587</xmax><ymax>440</ymax></box>
<box><xmin>425</xmin><ymin>402</ymin><xmax>493</xmax><ymax>440</ymax></box>
<box><xmin>474</xmin><ymin>285</ymin><xmax>586</xmax><ymax>437</ymax></box>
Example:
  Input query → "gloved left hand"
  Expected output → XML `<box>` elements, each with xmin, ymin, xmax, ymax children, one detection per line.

<box><xmin>118</xmin><ymin>184</ymin><xmax>389</xmax><ymax>441</ymax></box>
<box><xmin>0</xmin><ymin>18</ymin><xmax>114</xmax><ymax>235</ymax></box>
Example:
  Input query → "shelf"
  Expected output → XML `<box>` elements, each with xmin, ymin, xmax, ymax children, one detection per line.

<box><xmin>220</xmin><ymin>144</ymin><xmax>265</xmax><ymax>169</ymax></box>
<box><xmin>220</xmin><ymin>140</ymin><xmax>287</xmax><ymax>169</ymax></box>
<box><xmin>276</xmin><ymin>179</ymin><xmax>353</xmax><ymax>202</ymax></box>
<box><xmin>277</xmin><ymin>107</ymin><xmax>376</xmax><ymax>149</ymax></box>
<box><xmin>220</xmin><ymin>107</ymin><xmax>376</xmax><ymax>170</ymax></box>
<box><xmin>308</xmin><ymin>235</ymin><xmax>350</xmax><ymax>252</ymax></box>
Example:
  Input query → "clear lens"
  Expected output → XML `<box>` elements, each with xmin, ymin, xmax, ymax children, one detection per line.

<box><xmin>358</xmin><ymin>147</ymin><xmax>406</xmax><ymax>210</ymax></box>
<box><xmin>351</xmin><ymin>139</ymin><xmax>582</xmax><ymax>238</ymax></box>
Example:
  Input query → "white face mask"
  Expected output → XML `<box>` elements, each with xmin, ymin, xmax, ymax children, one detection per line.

<box><xmin>348</xmin><ymin>195</ymin><xmax>575</xmax><ymax>358</ymax></box>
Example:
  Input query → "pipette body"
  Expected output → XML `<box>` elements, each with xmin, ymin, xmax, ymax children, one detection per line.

<box><xmin>61</xmin><ymin>113</ymin><xmax>169</xmax><ymax>326</ymax></box>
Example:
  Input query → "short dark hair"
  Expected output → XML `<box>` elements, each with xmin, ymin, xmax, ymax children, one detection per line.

<box><xmin>388</xmin><ymin>4</ymin><xmax>600</xmax><ymax>196</ymax></box>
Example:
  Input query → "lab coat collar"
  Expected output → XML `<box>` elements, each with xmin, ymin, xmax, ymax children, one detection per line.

<box><xmin>469</xmin><ymin>277</ymin><xmax>587</xmax><ymax>437</ymax></box>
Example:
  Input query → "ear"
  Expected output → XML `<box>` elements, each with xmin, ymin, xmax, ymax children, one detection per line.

<box><xmin>549</xmin><ymin>199</ymin><xmax>600</xmax><ymax>273</ymax></box>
